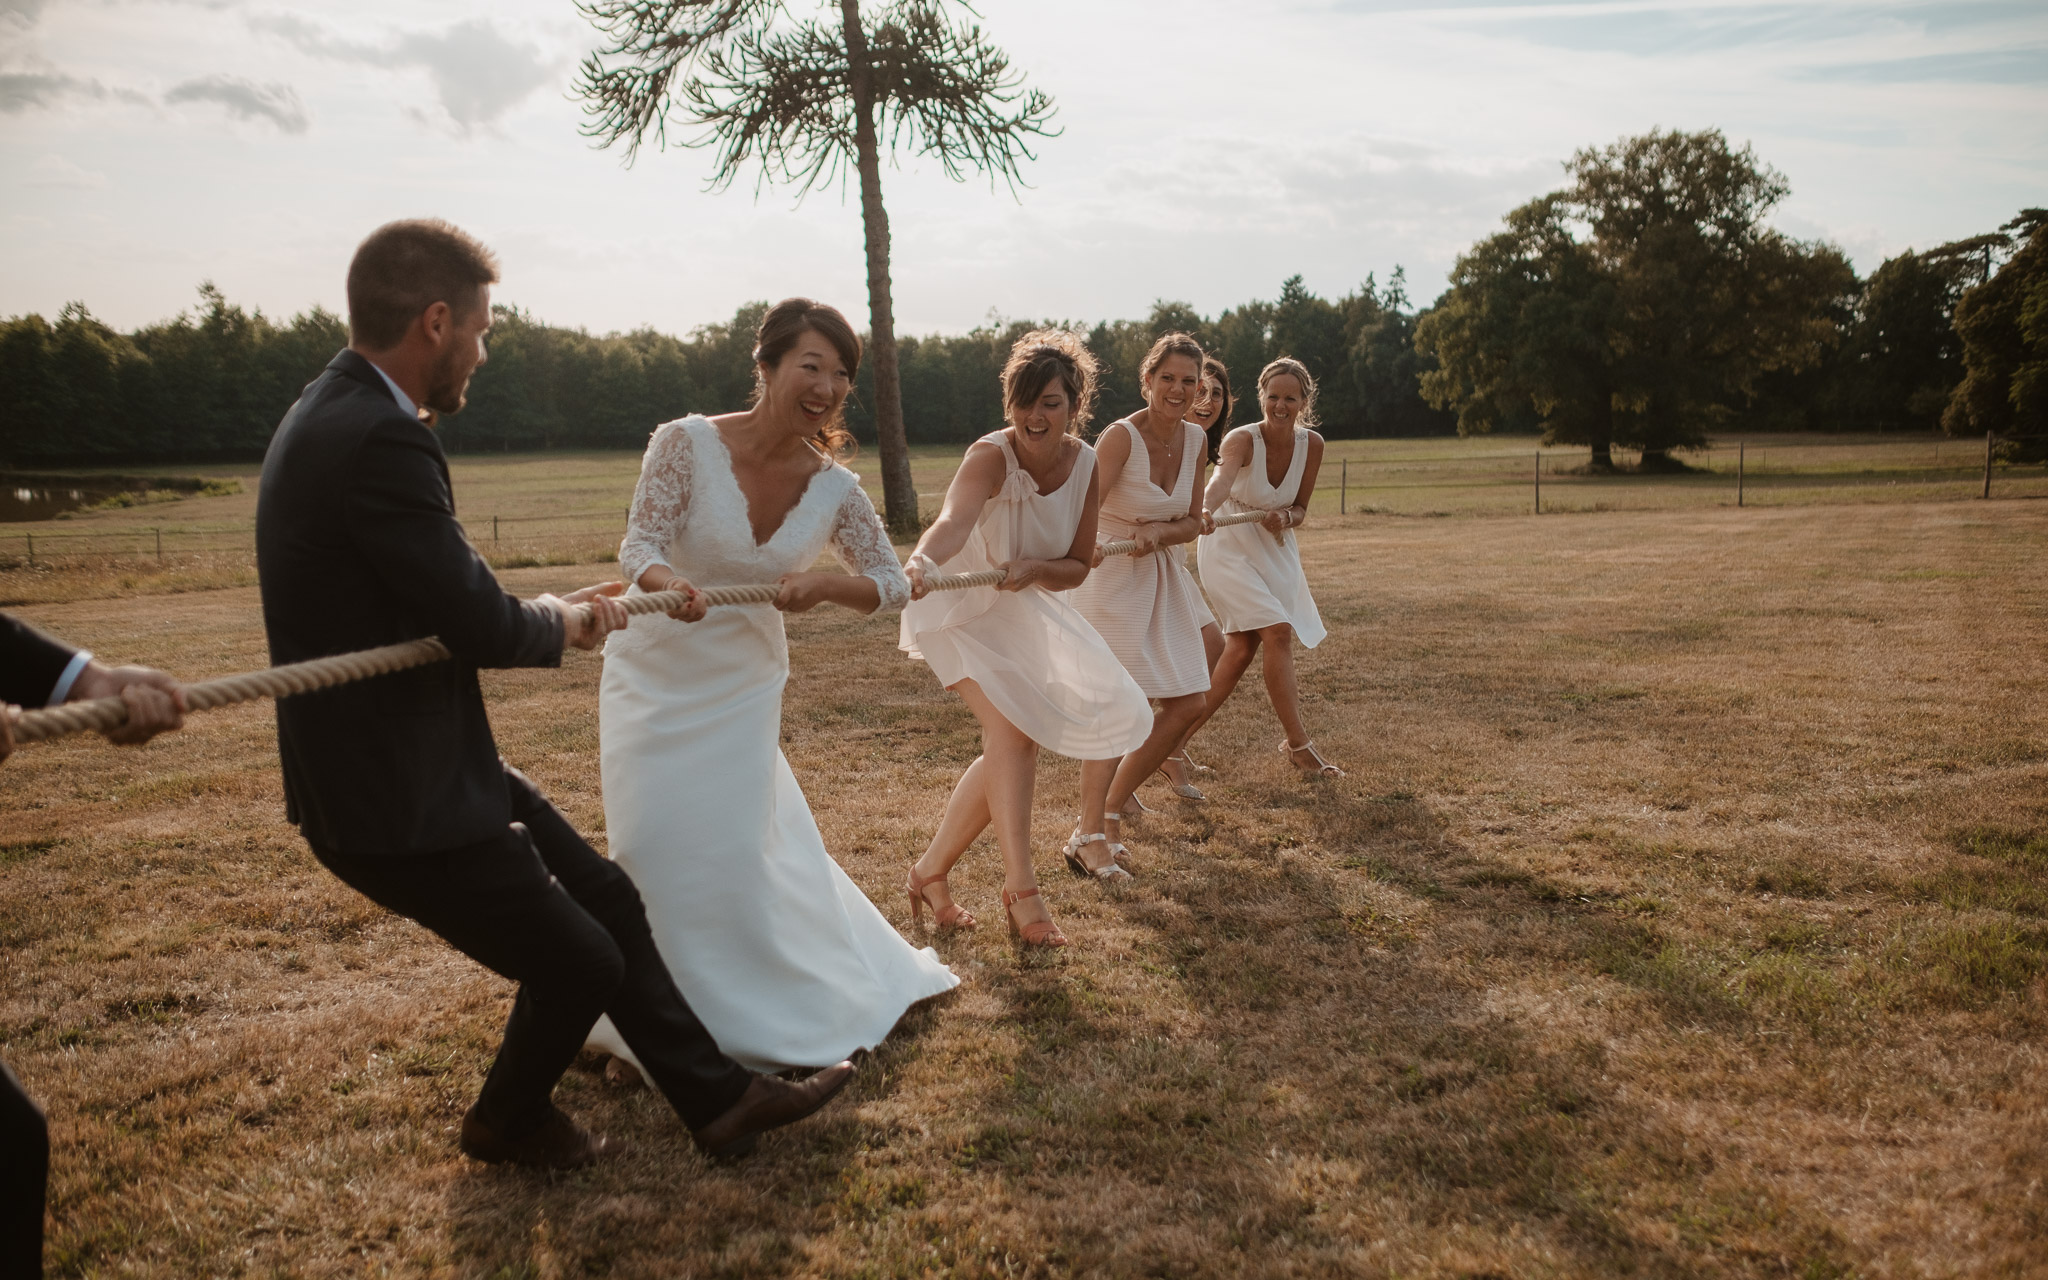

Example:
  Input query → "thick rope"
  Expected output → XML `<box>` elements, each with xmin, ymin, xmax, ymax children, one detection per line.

<box><xmin>6</xmin><ymin>509</ymin><xmax>1277</xmax><ymax>745</ymax></box>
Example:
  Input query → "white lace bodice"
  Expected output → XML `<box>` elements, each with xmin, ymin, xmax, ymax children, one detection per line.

<box><xmin>619</xmin><ymin>416</ymin><xmax>908</xmax><ymax>609</ymax></box>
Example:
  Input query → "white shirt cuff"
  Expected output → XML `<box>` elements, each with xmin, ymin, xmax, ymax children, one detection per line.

<box><xmin>47</xmin><ymin>649</ymin><xmax>92</xmax><ymax>707</ymax></box>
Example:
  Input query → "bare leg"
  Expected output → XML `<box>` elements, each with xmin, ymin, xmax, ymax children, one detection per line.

<box><xmin>1076</xmin><ymin>755</ymin><xmax>1122</xmax><ymax>874</ymax></box>
<box><xmin>945</xmin><ymin>679</ymin><xmax>1056</xmax><ymax>933</ymax></box>
<box><xmin>1174</xmin><ymin>630</ymin><xmax>1261</xmax><ymax>758</ymax></box>
<box><xmin>1163</xmin><ymin>623</ymin><xmax>1227</xmax><ymax>787</ymax></box>
<box><xmin>1256</xmin><ymin>622</ymin><xmax>1313</xmax><ymax>749</ymax></box>
<box><xmin>909</xmin><ymin>756</ymin><xmax>992</xmax><ymax>922</ymax></box>
<box><xmin>1106</xmin><ymin>692</ymin><xmax>1207</xmax><ymax>820</ymax></box>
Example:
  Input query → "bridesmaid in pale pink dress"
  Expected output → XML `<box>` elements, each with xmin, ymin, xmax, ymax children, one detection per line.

<box><xmin>1153</xmin><ymin>355</ymin><xmax>1234</xmax><ymax>801</ymax></box>
<box><xmin>1065</xmin><ymin>333</ymin><xmax>1213</xmax><ymax>878</ymax></box>
<box><xmin>899</xmin><ymin>331</ymin><xmax>1151</xmax><ymax>946</ymax></box>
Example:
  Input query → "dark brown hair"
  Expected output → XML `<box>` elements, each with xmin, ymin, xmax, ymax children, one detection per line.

<box><xmin>753</xmin><ymin>297</ymin><xmax>861</xmax><ymax>458</ymax></box>
<box><xmin>1001</xmin><ymin>329</ymin><xmax>1100</xmax><ymax>436</ymax></box>
<box><xmin>1198</xmin><ymin>355</ymin><xmax>1236</xmax><ymax>462</ymax></box>
<box><xmin>346</xmin><ymin>219</ymin><xmax>499</xmax><ymax>349</ymax></box>
<box><xmin>1258</xmin><ymin>355</ymin><xmax>1320</xmax><ymax>430</ymax></box>
<box><xmin>1138</xmin><ymin>331</ymin><xmax>1205</xmax><ymax>385</ymax></box>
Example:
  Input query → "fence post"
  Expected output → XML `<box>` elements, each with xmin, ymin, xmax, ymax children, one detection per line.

<box><xmin>1984</xmin><ymin>431</ymin><xmax>1994</xmax><ymax>499</ymax></box>
<box><xmin>154</xmin><ymin>527</ymin><xmax>163</xmax><ymax>562</ymax></box>
<box><xmin>493</xmin><ymin>515</ymin><xmax>500</xmax><ymax>542</ymax></box>
<box><xmin>1340</xmin><ymin>458</ymin><xmax>1347</xmax><ymax>515</ymax></box>
<box><xmin>1534</xmin><ymin>450</ymin><xmax>1541</xmax><ymax>515</ymax></box>
<box><xmin>1737</xmin><ymin>442</ymin><xmax>1744</xmax><ymax>508</ymax></box>
<box><xmin>24</xmin><ymin>533</ymin><xmax>31</xmax><ymax>567</ymax></box>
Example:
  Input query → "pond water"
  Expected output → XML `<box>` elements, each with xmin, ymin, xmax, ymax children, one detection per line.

<box><xmin>1</xmin><ymin>485</ymin><xmax>124</xmax><ymax>521</ymax></box>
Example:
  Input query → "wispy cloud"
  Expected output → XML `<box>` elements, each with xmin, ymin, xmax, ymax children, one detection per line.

<box><xmin>164</xmin><ymin>72</ymin><xmax>306</xmax><ymax>133</ymax></box>
<box><xmin>0</xmin><ymin>68</ymin><xmax>149</xmax><ymax>112</ymax></box>
<box><xmin>250</xmin><ymin>12</ymin><xmax>557</xmax><ymax>134</ymax></box>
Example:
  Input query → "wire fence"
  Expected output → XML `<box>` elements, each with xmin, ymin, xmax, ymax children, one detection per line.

<box><xmin>5</xmin><ymin>434</ymin><xmax>2045</xmax><ymax>571</ymax></box>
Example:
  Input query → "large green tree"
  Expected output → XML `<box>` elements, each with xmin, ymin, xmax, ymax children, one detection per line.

<box><xmin>1418</xmin><ymin>129</ymin><xmax>1853</xmax><ymax>468</ymax></box>
<box><xmin>1943</xmin><ymin>210</ymin><xmax>2048</xmax><ymax>461</ymax></box>
<box><xmin>573</xmin><ymin>0</ymin><xmax>1056</xmax><ymax>533</ymax></box>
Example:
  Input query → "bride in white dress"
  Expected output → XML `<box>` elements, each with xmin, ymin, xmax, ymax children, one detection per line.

<box><xmin>589</xmin><ymin>298</ymin><xmax>957</xmax><ymax>1073</ymax></box>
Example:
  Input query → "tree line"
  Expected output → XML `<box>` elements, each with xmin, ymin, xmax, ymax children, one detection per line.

<box><xmin>0</xmin><ymin>276</ymin><xmax>1454</xmax><ymax>466</ymax></box>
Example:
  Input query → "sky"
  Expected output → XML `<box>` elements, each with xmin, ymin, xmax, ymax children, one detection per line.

<box><xmin>2</xmin><ymin>0</ymin><xmax>2044</xmax><ymax>337</ymax></box>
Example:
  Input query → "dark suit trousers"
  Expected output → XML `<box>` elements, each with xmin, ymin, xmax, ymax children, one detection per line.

<box><xmin>312</xmin><ymin>767</ymin><xmax>752</xmax><ymax>1137</ymax></box>
<box><xmin>2</xmin><ymin>1058</ymin><xmax>47</xmax><ymax>1279</ymax></box>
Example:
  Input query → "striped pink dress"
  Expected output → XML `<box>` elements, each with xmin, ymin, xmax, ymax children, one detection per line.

<box><xmin>1070</xmin><ymin>418</ymin><xmax>1212</xmax><ymax>700</ymax></box>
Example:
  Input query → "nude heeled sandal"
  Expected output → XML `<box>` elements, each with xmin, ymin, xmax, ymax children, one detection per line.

<box><xmin>1063</xmin><ymin>830</ymin><xmax>1133</xmax><ymax>881</ymax></box>
<box><xmin>907</xmin><ymin>866</ymin><xmax>978</xmax><ymax>931</ymax></box>
<box><xmin>1281</xmin><ymin>739</ymin><xmax>1347</xmax><ymax>778</ymax></box>
<box><xmin>1155</xmin><ymin>757</ymin><xmax>1206</xmax><ymax>801</ymax></box>
<box><xmin>1001</xmin><ymin>885</ymin><xmax>1069</xmax><ymax>947</ymax></box>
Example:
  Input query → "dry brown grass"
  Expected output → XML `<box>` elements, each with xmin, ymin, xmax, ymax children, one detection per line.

<box><xmin>4</xmin><ymin>499</ymin><xmax>2047</xmax><ymax>1277</ymax></box>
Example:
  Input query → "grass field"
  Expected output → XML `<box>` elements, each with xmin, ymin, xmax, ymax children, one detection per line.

<box><xmin>3</xmin><ymin>460</ymin><xmax>2047</xmax><ymax>1275</ymax></box>
<box><xmin>5</xmin><ymin>434</ymin><xmax>2046</xmax><ymax>602</ymax></box>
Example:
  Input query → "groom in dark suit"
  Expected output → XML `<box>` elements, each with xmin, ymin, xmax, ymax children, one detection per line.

<box><xmin>256</xmin><ymin>218</ymin><xmax>850</xmax><ymax>1169</ymax></box>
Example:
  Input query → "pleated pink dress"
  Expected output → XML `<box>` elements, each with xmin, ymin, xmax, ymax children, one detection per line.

<box><xmin>900</xmin><ymin>431</ymin><xmax>1152</xmax><ymax>759</ymax></box>
<box><xmin>1070</xmin><ymin>419</ymin><xmax>1213</xmax><ymax>699</ymax></box>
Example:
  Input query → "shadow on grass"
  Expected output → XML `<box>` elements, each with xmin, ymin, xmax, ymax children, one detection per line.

<box><xmin>984</xmin><ymin>779</ymin><xmax>1870</xmax><ymax>1275</ymax></box>
<box><xmin>438</xmin><ymin>995</ymin><xmax>959</xmax><ymax>1278</ymax></box>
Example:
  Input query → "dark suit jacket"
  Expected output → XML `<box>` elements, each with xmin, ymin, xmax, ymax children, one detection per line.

<box><xmin>2</xmin><ymin>612</ymin><xmax>76</xmax><ymax>708</ymax></box>
<box><xmin>257</xmin><ymin>349</ymin><xmax>565</xmax><ymax>857</ymax></box>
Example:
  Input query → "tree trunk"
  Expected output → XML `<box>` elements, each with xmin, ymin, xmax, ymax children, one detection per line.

<box><xmin>1589</xmin><ymin>383</ymin><xmax>1616</xmax><ymax>472</ymax></box>
<box><xmin>839</xmin><ymin>0</ymin><xmax>918</xmax><ymax>535</ymax></box>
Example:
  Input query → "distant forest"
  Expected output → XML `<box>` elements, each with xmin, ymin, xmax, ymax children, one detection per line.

<box><xmin>0</xmin><ymin>273</ymin><xmax>1449</xmax><ymax>465</ymax></box>
<box><xmin>1</xmin><ymin>194</ymin><xmax>2038</xmax><ymax>466</ymax></box>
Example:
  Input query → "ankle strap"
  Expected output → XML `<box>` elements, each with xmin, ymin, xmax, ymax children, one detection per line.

<box><xmin>1002</xmin><ymin>885</ymin><xmax>1041</xmax><ymax>904</ymax></box>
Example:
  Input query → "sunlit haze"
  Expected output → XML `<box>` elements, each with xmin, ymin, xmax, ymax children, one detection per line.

<box><xmin>3</xmin><ymin>0</ymin><xmax>2043</xmax><ymax>333</ymax></box>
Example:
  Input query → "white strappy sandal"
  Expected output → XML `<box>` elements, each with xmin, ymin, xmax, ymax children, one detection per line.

<box><xmin>1064</xmin><ymin>828</ymin><xmax>1133</xmax><ymax>881</ymax></box>
<box><xmin>1156</xmin><ymin>756</ymin><xmax>1206</xmax><ymax>801</ymax></box>
<box><xmin>1281</xmin><ymin>739</ymin><xmax>1347</xmax><ymax>778</ymax></box>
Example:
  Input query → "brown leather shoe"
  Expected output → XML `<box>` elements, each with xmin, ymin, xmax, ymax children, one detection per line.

<box><xmin>691</xmin><ymin>1060</ymin><xmax>856</xmax><ymax>1160</ymax></box>
<box><xmin>459</xmin><ymin>1105</ymin><xmax>620</xmax><ymax>1170</ymax></box>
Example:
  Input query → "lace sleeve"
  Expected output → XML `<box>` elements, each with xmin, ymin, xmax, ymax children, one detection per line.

<box><xmin>620</xmin><ymin>420</ymin><xmax>693</xmax><ymax>585</ymax></box>
<box><xmin>828</xmin><ymin>480</ymin><xmax>910</xmax><ymax>611</ymax></box>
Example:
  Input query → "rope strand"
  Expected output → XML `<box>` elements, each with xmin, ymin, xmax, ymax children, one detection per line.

<box><xmin>6</xmin><ymin>509</ymin><xmax>1276</xmax><ymax>745</ymax></box>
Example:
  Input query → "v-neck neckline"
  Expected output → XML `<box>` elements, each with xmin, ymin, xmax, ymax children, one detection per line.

<box><xmin>1003</xmin><ymin>429</ymin><xmax>1082</xmax><ymax>499</ymax></box>
<box><xmin>1127</xmin><ymin>419</ymin><xmax>1185</xmax><ymax>498</ymax></box>
<box><xmin>705</xmin><ymin>419</ymin><xmax>829</xmax><ymax>550</ymax></box>
<box><xmin>1259</xmin><ymin>426</ymin><xmax>1297</xmax><ymax>492</ymax></box>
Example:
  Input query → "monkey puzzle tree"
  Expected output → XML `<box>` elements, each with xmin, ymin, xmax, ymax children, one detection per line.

<box><xmin>574</xmin><ymin>0</ymin><xmax>1057</xmax><ymax>533</ymax></box>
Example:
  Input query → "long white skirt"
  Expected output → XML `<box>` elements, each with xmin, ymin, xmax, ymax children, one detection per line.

<box><xmin>590</xmin><ymin>602</ymin><xmax>957</xmax><ymax>1073</ymax></box>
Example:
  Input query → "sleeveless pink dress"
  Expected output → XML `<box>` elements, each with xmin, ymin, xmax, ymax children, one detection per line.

<box><xmin>900</xmin><ymin>430</ymin><xmax>1151</xmax><ymax>759</ymax></box>
<box><xmin>1198</xmin><ymin>425</ymin><xmax>1326</xmax><ymax>647</ymax></box>
<box><xmin>1070</xmin><ymin>418</ymin><xmax>1213</xmax><ymax>700</ymax></box>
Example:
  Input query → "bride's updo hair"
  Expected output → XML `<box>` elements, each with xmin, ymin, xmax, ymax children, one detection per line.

<box><xmin>1000</xmin><ymin>329</ymin><xmax>1100</xmax><ymax>436</ymax></box>
<box><xmin>753</xmin><ymin>297</ymin><xmax>861</xmax><ymax>457</ymax></box>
